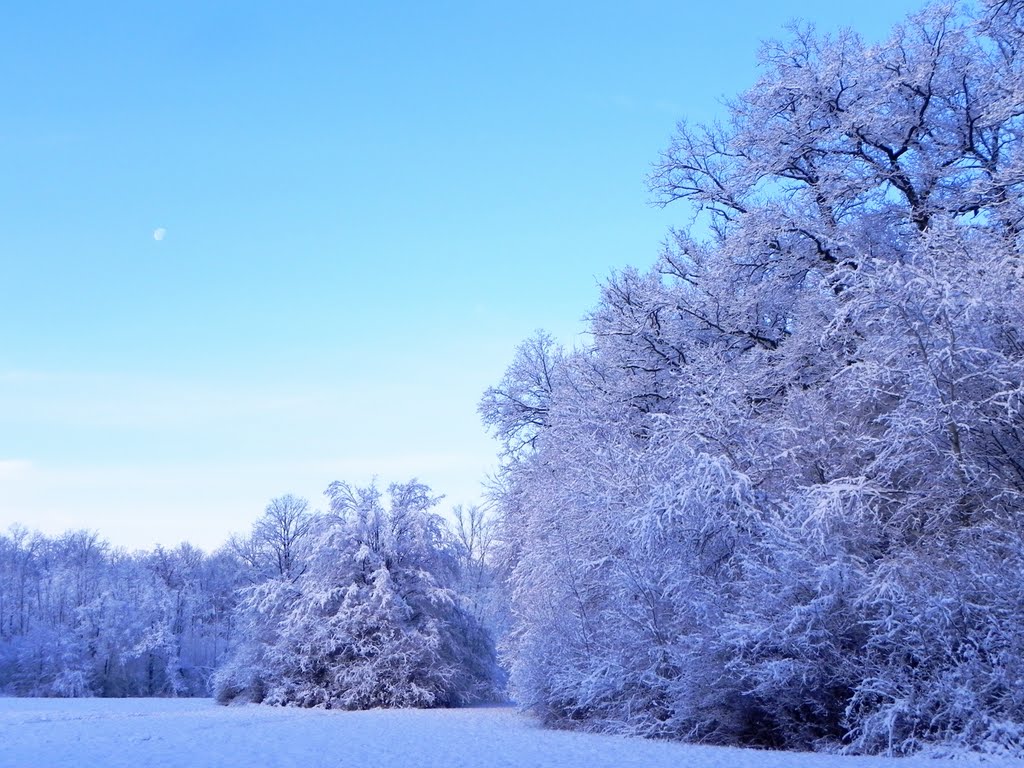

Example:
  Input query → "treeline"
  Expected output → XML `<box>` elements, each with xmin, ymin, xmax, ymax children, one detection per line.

<box><xmin>0</xmin><ymin>486</ymin><xmax>503</xmax><ymax>704</ymax></box>
<box><xmin>482</xmin><ymin>0</ymin><xmax>1024</xmax><ymax>758</ymax></box>
<box><xmin>0</xmin><ymin>528</ymin><xmax>238</xmax><ymax>696</ymax></box>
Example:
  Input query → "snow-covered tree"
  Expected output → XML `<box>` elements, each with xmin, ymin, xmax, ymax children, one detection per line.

<box><xmin>230</xmin><ymin>495</ymin><xmax>315</xmax><ymax>581</ymax></box>
<box><xmin>451</xmin><ymin>504</ymin><xmax>506</xmax><ymax>638</ymax></box>
<box><xmin>216</xmin><ymin>481</ymin><xmax>502</xmax><ymax>709</ymax></box>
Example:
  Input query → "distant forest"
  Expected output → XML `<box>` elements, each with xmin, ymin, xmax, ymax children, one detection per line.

<box><xmin>4</xmin><ymin>0</ymin><xmax>1023</xmax><ymax>759</ymax></box>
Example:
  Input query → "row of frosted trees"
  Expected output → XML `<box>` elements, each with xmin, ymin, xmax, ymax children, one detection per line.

<box><xmin>482</xmin><ymin>0</ymin><xmax>1024</xmax><ymax>757</ymax></box>
<box><xmin>0</xmin><ymin>488</ymin><xmax>502</xmax><ymax>704</ymax></box>
<box><xmin>0</xmin><ymin>528</ymin><xmax>238</xmax><ymax>696</ymax></box>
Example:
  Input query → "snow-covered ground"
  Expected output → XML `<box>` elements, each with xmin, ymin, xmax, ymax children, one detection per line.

<box><xmin>0</xmin><ymin>698</ymin><xmax>1017</xmax><ymax>768</ymax></box>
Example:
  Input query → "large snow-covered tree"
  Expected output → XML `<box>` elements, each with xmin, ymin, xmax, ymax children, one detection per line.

<box><xmin>485</xmin><ymin>1</ymin><xmax>1024</xmax><ymax>756</ymax></box>
<box><xmin>216</xmin><ymin>480</ymin><xmax>502</xmax><ymax>709</ymax></box>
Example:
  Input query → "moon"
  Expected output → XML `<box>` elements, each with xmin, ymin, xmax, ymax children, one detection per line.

<box><xmin>153</xmin><ymin>227</ymin><xmax>167</xmax><ymax>241</ymax></box>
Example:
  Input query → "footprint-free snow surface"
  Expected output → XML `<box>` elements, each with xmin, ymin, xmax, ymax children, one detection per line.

<box><xmin>0</xmin><ymin>698</ymin><xmax>1017</xmax><ymax>768</ymax></box>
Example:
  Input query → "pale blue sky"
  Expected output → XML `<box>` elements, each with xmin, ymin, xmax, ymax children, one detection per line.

<box><xmin>1</xmin><ymin>1</ymin><xmax>923</xmax><ymax>550</ymax></box>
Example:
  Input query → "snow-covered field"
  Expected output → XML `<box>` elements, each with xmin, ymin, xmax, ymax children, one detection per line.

<box><xmin>0</xmin><ymin>698</ymin><xmax>1016</xmax><ymax>768</ymax></box>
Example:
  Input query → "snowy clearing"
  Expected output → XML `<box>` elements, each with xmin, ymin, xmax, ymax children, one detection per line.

<box><xmin>0</xmin><ymin>699</ymin><xmax>1017</xmax><ymax>768</ymax></box>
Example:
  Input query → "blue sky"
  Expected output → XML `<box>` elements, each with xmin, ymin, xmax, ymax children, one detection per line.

<box><xmin>1</xmin><ymin>0</ymin><xmax>924</xmax><ymax>550</ymax></box>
